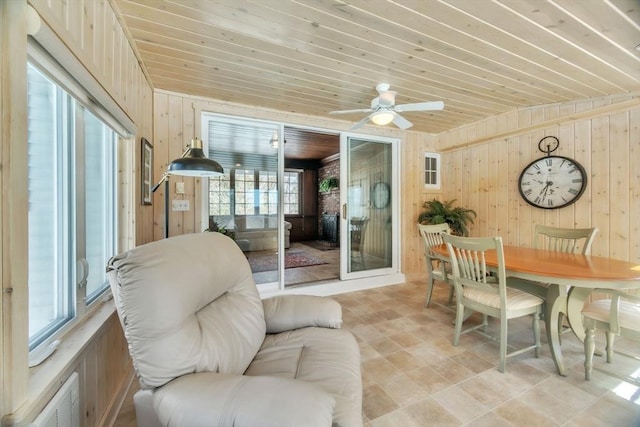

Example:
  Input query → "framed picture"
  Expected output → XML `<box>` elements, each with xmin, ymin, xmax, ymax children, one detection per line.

<box><xmin>141</xmin><ymin>138</ymin><xmax>153</xmax><ymax>205</ymax></box>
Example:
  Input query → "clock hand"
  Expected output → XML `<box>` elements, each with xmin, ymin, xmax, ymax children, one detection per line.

<box><xmin>539</xmin><ymin>180</ymin><xmax>553</xmax><ymax>202</ymax></box>
<box><xmin>538</xmin><ymin>182</ymin><xmax>550</xmax><ymax>196</ymax></box>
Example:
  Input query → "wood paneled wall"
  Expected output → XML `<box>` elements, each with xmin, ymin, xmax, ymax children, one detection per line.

<box><xmin>403</xmin><ymin>94</ymin><xmax>640</xmax><ymax>280</ymax></box>
<box><xmin>1</xmin><ymin>0</ymin><xmax>152</xmax><ymax>424</ymax></box>
<box><xmin>400</xmin><ymin>131</ymin><xmax>441</xmax><ymax>281</ymax></box>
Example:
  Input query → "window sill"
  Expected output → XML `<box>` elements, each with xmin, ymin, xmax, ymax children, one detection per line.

<box><xmin>24</xmin><ymin>299</ymin><xmax>116</xmax><ymax>420</ymax></box>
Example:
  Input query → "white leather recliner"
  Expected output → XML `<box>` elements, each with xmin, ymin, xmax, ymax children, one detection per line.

<box><xmin>107</xmin><ymin>232</ymin><xmax>362</xmax><ymax>427</ymax></box>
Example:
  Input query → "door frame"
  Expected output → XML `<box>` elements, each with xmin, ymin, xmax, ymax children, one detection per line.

<box><xmin>198</xmin><ymin>112</ymin><xmax>403</xmax><ymax>292</ymax></box>
<box><xmin>339</xmin><ymin>132</ymin><xmax>400</xmax><ymax>281</ymax></box>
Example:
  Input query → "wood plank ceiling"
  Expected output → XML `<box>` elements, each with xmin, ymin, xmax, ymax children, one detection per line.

<box><xmin>114</xmin><ymin>0</ymin><xmax>640</xmax><ymax>135</ymax></box>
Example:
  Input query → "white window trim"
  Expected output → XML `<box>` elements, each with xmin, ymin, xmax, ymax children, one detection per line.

<box><xmin>26</xmin><ymin>38</ymin><xmax>123</xmax><ymax>360</ymax></box>
<box><xmin>424</xmin><ymin>152</ymin><xmax>441</xmax><ymax>190</ymax></box>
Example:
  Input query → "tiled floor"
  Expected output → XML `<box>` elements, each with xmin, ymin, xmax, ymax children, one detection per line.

<box><xmin>335</xmin><ymin>282</ymin><xmax>639</xmax><ymax>426</ymax></box>
<box><xmin>114</xmin><ymin>280</ymin><xmax>640</xmax><ymax>426</ymax></box>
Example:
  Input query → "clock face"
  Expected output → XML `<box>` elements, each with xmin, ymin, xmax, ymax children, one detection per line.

<box><xmin>372</xmin><ymin>182</ymin><xmax>390</xmax><ymax>209</ymax></box>
<box><xmin>518</xmin><ymin>155</ymin><xmax>587</xmax><ymax>209</ymax></box>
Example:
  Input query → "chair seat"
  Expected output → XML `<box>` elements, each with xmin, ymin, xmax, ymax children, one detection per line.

<box><xmin>246</xmin><ymin>327</ymin><xmax>362</xmax><ymax>427</ymax></box>
<box><xmin>583</xmin><ymin>299</ymin><xmax>640</xmax><ymax>329</ymax></box>
<box><xmin>464</xmin><ymin>286</ymin><xmax>543</xmax><ymax>310</ymax></box>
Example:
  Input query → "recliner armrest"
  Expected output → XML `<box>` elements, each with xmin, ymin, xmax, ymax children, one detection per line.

<box><xmin>262</xmin><ymin>295</ymin><xmax>342</xmax><ymax>333</ymax></box>
<box><xmin>154</xmin><ymin>372</ymin><xmax>335</xmax><ymax>427</ymax></box>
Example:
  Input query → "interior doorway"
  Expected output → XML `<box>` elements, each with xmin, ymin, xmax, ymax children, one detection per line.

<box><xmin>280</xmin><ymin>127</ymin><xmax>341</xmax><ymax>287</ymax></box>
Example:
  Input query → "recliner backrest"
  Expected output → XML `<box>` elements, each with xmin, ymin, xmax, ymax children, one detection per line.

<box><xmin>107</xmin><ymin>233</ymin><xmax>266</xmax><ymax>389</ymax></box>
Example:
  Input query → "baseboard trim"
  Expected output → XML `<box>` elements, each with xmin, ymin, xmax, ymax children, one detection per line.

<box><xmin>259</xmin><ymin>272</ymin><xmax>407</xmax><ymax>297</ymax></box>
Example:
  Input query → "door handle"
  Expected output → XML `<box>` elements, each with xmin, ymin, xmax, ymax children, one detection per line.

<box><xmin>342</xmin><ymin>203</ymin><xmax>347</xmax><ymax>218</ymax></box>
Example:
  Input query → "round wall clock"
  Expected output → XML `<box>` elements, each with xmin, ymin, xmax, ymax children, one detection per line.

<box><xmin>371</xmin><ymin>182</ymin><xmax>390</xmax><ymax>209</ymax></box>
<box><xmin>518</xmin><ymin>136</ymin><xmax>587</xmax><ymax>209</ymax></box>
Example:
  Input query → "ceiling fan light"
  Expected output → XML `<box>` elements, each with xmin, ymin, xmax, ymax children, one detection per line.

<box><xmin>371</xmin><ymin>111</ymin><xmax>395</xmax><ymax>125</ymax></box>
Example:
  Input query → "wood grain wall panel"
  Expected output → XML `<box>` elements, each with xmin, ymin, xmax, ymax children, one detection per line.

<box><xmin>510</xmin><ymin>132</ymin><xmax>526</xmax><ymax>246</ymax></box>
<box><xmin>80</xmin><ymin>343</ymin><xmax>98</xmax><ymax>427</ymax></box>
<box><xmin>609</xmin><ymin>112</ymin><xmax>630</xmax><ymax>261</ymax></box>
<box><xmin>167</xmin><ymin>96</ymin><xmax>184</xmax><ymax>236</ymax></box>
<box><xmin>1</xmin><ymin>0</ymin><xmax>29</xmax><ymax>416</ymax></box>
<box><xmin>476</xmin><ymin>144</ymin><xmax>488</xmax><ymax>233</ymax></box>
<box><xmin>407</xmin><ymin>132</ymin><xmax>442</xmax><ymax>279</ymax></box>
<box><xmin>411</xmin><ymin>96</ymin><xmax>640</xmax><ymax>283</ymax></box>
<box><xmin>573</xmin><ymin>103</ymin><xmax>593</xmax><ymax>232</ymax></box>
<box><xmin>518</xmin><ymin>121</ymin><xmax>533</xmax><ymax>246</ymax></box>
<box><xmin>590</xmin><ymin>108</ymin><xmax>611</xmax><ymax>257</ymax></box>
<box><xmin>182</xmin><ymin>100</ymin><xmax>196</xmax><ymax>234</ymax></box>
<box><xmin>153</xmin><ymin>92</ymin><xmax>169</xmax><ymax>241</ymax></box>
<box><xmin>403</xmin><ymin>132</ymin><xmax>437</xmax><ymax>276</ymax></box>
<box><xmin>631</xmin><ymin>108</ymin><xmax>640</xmax><ymax>263</ymax></box>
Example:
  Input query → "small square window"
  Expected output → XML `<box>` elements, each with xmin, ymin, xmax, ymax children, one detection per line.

<box><xmin>424</xmin><ymin>152</ymin><xmax>441</xmax><ymax>190</ymax></box>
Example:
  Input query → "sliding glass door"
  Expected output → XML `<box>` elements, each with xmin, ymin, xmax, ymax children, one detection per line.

<box><xmin>340</xmin><ymin>134</ymin><xmax>399</xmax><ymax>280</ymax></box>
<box><xmin>202</xmin><ymin>115</ymin><xmax>400</xmax><ymax>289</ymax></box>
<box><xmin>202</xmin><ymin>115</ymin><xmax>284</xmax><ymax>289</ymax></box>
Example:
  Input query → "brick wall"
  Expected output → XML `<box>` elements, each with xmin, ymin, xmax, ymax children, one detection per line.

<box><xmin>318</xmin><ymin>159</ymin><xmax>340</xmax><ymax>236</ymax></box>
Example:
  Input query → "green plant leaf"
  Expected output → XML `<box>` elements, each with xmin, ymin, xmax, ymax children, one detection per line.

<box><xmin>417</xmin><ymin>199</ymin><xmax>476</xmax><ymax>236</ymax></box>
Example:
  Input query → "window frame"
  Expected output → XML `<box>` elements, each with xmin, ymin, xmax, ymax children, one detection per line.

<box><xmin>26</xmin><ymin>51</ymin><xmax>119</xmax><ymax>355</ymax></box>
<box><xmin>283</xmin><ymin>169</ymin><xmax>302</xmax><ymax>217</ymax></box>
<box><xmin>424</xmin><ymin>152</ymin><xmax>441</xmax><ymax>190</ymax></box>
<box><xmin>208</xmin><ymin>168</ymin><xmax>301</xmax><ymax>228</ymax></box>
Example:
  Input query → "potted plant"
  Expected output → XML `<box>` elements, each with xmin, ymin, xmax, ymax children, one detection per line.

<box><xmin>205</xmin><ymin>219</ymin><xmax>236</xmax><ymax>240</ymax></box>
<box><xmin>418</xmin><ymin>199</ymin><xmax>477</xmax><ymax>236</ymax></box>
<box><xmin>319</xmin><ymin>177</ymin><xmax>339</xmax><ymax>193</ymax></box>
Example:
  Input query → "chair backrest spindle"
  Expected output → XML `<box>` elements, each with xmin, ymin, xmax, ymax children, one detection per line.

<box><xmin>533</xmin><ymin>224</ymin><xmax>598</xmax><ymax>254</ymax></box>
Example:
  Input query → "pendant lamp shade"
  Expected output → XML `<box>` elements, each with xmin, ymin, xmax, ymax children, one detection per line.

<box><xmin>168</xmin><ymin>137</ymin><xmax>224</xmax><ymax>177</ymax></box>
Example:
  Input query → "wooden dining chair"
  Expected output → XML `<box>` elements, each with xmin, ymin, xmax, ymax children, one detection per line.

<box><xmin>533</xmin><ymin>225</ymin><xmax>598</xmax><ymax>255</ymax></box>
<box><xmin>443</xmin><ymin>234</ymin><xmax>544</xmax><ymax>373</ymax></box>
<box><xmin>511</xmin><ymin>225</ymin><xmax>598</xmax><ymax>336</ymax></box>
<box><xmin>417</xmin><ymin>223</ymin><xmax>453</xmax><ymax>307</ymax></box>
<box><xmin>350</xmin><ymin>217</ymin><xmax>369</xmax><ymax>270</ymax></box>
<box><xmin>582</xmin><ymin>289</ymin><xmax>640</xmax><ymax>385</ymax></box>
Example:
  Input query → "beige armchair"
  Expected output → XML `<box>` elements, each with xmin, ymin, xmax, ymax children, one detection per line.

<box><xmin>107</xmin><ymin>233</ymin><xmax>362</xmax><ymax>427</ymax></box>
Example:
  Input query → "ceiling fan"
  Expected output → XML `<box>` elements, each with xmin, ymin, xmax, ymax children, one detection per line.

<box><xmin>329</xmin><ymin>83</ymin><xmax>444</xmax><ymax>130</ymax></box>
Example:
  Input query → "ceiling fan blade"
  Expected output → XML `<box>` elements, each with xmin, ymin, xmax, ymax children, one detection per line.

<box><xmin>395</xmin><ymin>101</ymin><xmax>444</xmax><ymax>112</ymax></box>
<box><xmin>392</xmin><ymin>114</ymin><xmax>413</xmax><ymax>130</ymax></box>
<box><xmin>329</xmin><ymin>108</ymin><xmax>372</xmax><ymax>115</ymax></box>
<box><xmin>350</xmin><ymin>115</ymin><xmax>372</xmax><ymax>130</ymax></box>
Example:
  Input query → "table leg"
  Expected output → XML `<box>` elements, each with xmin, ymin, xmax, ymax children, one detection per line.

<box><xmin>545</xmin><ymin>284</ymin><xmax>569</xmax><ymax>376</ymax></box>
<box><xmin>566</xmin><ymin>287</ymin><xmax>592</xmax><ymax>342</ymax></box>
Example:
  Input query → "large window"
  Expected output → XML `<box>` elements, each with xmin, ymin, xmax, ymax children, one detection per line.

<box><xmin>235</xmin><ymin>169</ymin><xmax>257</xmax><ymax>215</ymax></box>
<box><xmin>27</xmin><ymin>62</ymin><xmax>117</xmax><ymax>350</ymax></box>
<box><xmin>208</xmin><ymin>169</ymin><xmax>300</xmax><ymax>227</ymax></box>
<box><xmin>283</xmin><ymin>170</ymin><xmax>301</xmax><ymax>215</ymax></box>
